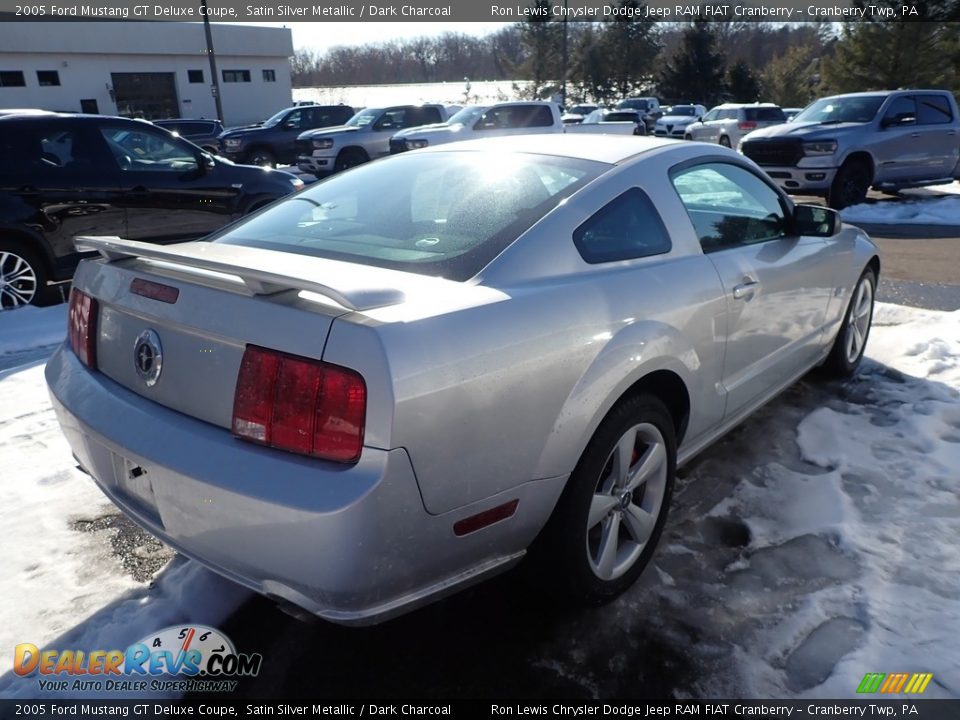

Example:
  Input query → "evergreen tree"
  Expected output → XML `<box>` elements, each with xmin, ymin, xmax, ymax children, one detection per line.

<box><xmin>515</xmin><ymin>0</ymin><xmax>563</xmax><ymax>99</ymax></box>
<box><xmin>762</xmin><ymin>46</ymin><xmax>819</xmax><ymax>108</ymax></box>
<box><xmin>602</xmin><ymin>1</ymin><xmax>661</xmax><ymax>98</ymax></box>
<box><xmin>726</xmin><ymin>60</ymin><xmax>761</xmax><ymax>103</ymax></box>
<box><xmin>657</xmin><ymin>21</ymin><xmax>727</xmax><ymax>106</ymax></box>
<box><xmin>820</xmin><ymin>1</ymin><xmax>959</xmax><ymax>93</ymax></box>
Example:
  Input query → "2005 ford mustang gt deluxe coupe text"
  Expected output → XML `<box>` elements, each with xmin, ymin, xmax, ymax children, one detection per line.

<box><xmin>47</xmin><ymin>135</ymin><xmax>879</xmax><ymax>625</ymax></box>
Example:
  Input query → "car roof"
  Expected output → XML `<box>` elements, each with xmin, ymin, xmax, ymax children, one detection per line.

<box><xmin>0</xmin><ymin>112</ymin><xmax>150</xmax><ymax>125</ymax></box>
<box><xmin>716</xmin><ymin>102</ymin><xmax>780</xmax><ymax>108</ymax></box>
<box><xmin>421</xmin><ymin>133</ymin><xmax>676</xmax><ymax>165</ymax></box>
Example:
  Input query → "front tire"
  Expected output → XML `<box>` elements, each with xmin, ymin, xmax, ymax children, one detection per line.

<box><xmin>822</xmin><ymin>268</ymin><xmax>876</xmax><ymax>377</ymax></box>
<box><xmin>719</xmin><ymin>136</ymin><xmax>732</xmax><ymax>148</ymax></box>
<box><xmin>334</xmin><ymin>148</ymin><xmax>368</xmax><ymax>172</ymax></box>
<box><xmin>829</xmin><ymin>159</ymin><xmax>871</xmax><ymax>210</ymax></box>
<box><xmin>531</xmin><ymin>395</ymin><xmax>676</xmax><ymax>604</ymax></box>
<box><xmin>245</xmin><ymin>147</ymin><xmax>277</xmax><ymax>168</ymax></box>
<box><xmin>0</xmin><ymin>241</ymin><xmax>51</xmax><ymax>310</ymax></box>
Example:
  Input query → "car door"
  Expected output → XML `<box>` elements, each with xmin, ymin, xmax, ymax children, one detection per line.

<box><xmin>915</xmin><ymin>93</ymin><xmax>960</xmax><ymax>178</ymax></box>
<box><xmin>472</xmin><ymin>105</ymin><xmax>544</xmax><ymax>138</ymax></box>
<box><xmin>873</xmin><ymin>95</ymin><xmax>923</xmax><ymax>183</ymax></box>
<box><xmin>97</xmin><ymin>122</ymin><xmax>241</xmax><ymax>244</ymax></box>
<box><xmin>670</xmin><ymin>161</ymin><xmax>837</xmax><ymax>419</ymax></box>
<box><xmin>0</xmin><ymin>120</ymin><xmax>126</xmax><ymax>275</ymax></box>
<box><xmin>689</xmin><ymin>108</ymin><xmax>720</xmax><ymax>141</ymax></box>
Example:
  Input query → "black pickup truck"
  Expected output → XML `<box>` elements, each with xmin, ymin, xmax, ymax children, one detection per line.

<box><xmin>218</xmin><ymin>104</ymin><xmax>355</xmax><ymax>167</ymax></box>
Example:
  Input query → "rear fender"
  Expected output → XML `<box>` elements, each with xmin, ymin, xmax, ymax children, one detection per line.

<box><xmin>532</xmin><ymin>320</ymin><xmax>700</xmax><ymax>480</ymax></box>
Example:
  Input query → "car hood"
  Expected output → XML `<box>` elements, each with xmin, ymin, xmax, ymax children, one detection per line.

<box><xmin>297</xmin><ymin>125</ymin><xmax>355</xmax><ymax>140</ymax></box>
<box><xmin>658</xmin><ymin>115</ymin><xmax>698</xmax><ymax>125</ymax></box>
<box><xmin>742</xmin><ymin>121</ymin><xmax>868</xmax><ymax>141</ymax></box>
<box><xmin>219</xmin><ymin>125</ymin><xmax>268</xmax><ymax>138</ymax></box>
<box><xmin>393</xmin><ymin>123</ymin><xmax>465</xmax><ymax>139</ymax></box>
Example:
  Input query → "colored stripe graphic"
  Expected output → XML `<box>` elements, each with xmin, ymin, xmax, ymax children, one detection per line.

<box><xmin>857</xmin><ymin>673</ymin><xmax>885</xmax><ymax>693</ymax></box>
<box><xmin>858</xmin><ymin>672</ymin><xmax>933</xmax><ymax>694</ymax></box>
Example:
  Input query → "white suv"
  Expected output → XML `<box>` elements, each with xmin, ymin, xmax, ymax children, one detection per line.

<box><xmin>685</xmin><ymin>103</ymin><xmax>787</xmax><ymax>147</ymax></box>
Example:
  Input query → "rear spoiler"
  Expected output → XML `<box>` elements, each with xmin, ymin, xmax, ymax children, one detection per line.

<box><xmin>75</xmin><ymin>236</ymin><xmax>405</xmax><ymax>312</ymax></box>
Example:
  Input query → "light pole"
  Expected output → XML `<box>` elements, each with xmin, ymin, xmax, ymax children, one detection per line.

<box><xmin>561</xmin><ymin>0</ymin><xmax>568</xmax><ymax>107</ymax></box>
<box><xmin>202</xmin><ymin>0</ymin><xmax>224</xmax><ymax>122</ymax></box>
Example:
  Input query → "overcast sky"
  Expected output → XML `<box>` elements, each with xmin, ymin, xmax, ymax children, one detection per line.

<box><xmin>240</xmin><ymin>22</ymin><xmax>510</xmax><ymax>53</ymax></box>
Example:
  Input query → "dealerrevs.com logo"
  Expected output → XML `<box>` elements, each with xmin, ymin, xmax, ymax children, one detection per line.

<box><xmin>13</xmin><ymin>625</ymin><xmax>261</xmax><ymax>693</ymax></box>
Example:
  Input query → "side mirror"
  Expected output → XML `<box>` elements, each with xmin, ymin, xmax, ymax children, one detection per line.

<box><xmin>199</xmin><ymin>152</ymin><xmax>216</xmax><ymax>172</ymax></box>
<box><xmin>794</xmin><ymin>204</ymin><xmax>839</xmax><ymax>237</ymax></box>
<box><xmin>283</xmin><ymin>121</ymin><xmax>297</xmax><ymax>131</ymax></box>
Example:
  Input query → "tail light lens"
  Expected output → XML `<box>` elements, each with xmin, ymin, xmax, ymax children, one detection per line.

<box><xmin>738</xmin><ymin>120</ymin><xmax>758</xmax><ymax>131</ymax></box>
<box><xmin>68</xmin><ymin>288</ymin><xmax>98</xmax><ymax>369</ymax></box>
<box><xmin>232</xmin><ymin>345</ymin><xmax>366</xmax><ymax>463</ymax></box>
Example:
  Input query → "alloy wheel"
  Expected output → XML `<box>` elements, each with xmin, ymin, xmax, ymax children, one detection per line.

<box><xmin>845</xmin><ymin>275</ymin><xmax>874</xmax><ymax>364</ymax></box>
<box><xmin>0</xmin><ymin>251</ymin><xmax>38</xmax><ymax>309</ymax></box>
<box><xmin>586</xmin><ymin>423</ymin><xmax>668</xmax><ymax>581</ymax></box>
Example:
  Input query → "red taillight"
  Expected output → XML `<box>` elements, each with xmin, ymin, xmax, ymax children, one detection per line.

<box><xmin>232</xmin><ymin>345</ymin><xmax>366</xmax><ymax>463</ymax></box>
<box><xmin>68</xmin><ymin>288</ymin><xmax>98</xmax><ymax>369</ymax></box>
<box><xmin>738</xmin><ymin>120</ymin><xmax>758</xmax><ymax>131</ymax></box>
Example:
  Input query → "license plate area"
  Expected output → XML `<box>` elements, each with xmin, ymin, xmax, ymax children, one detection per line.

<box><xmin>112</xmin><ymin>454</ymin><xmax>163</xmax><ymax>527</ymax></box>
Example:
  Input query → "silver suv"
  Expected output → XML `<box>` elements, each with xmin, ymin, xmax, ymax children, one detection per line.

<box><xmin>686</xmin><ymin>103</ymin><xmax>787</xmax><ymax>148</ymax></box>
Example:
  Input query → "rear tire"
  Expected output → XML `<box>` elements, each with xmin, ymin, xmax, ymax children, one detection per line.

<box><xmin>530</xmin><ymin>394</ymin><xmax>676</xmax><ymax>605</ymax></box>
<box><xmin>0</xmin><ymin>241</ymin><xmax>53</xmax><ymax>310</ymax></box>
<box><xmin>821</xmin><ymin>268</ymin><xmax>876</xmax><ymax>378</ymax></box>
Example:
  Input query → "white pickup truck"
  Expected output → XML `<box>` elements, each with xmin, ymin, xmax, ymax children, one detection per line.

<box><xmin>389</xmin><ymin>101</ymin><xmax>637</xmax><ymax>154</ymax></box>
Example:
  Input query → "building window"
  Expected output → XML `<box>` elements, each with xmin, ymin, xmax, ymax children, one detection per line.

<box><xmin>0</xmin><ymin>71</ymin><xmax>26</xmax><ymax>87</ymax></box>
<box><xmin>188</xmin><ymin>69</ymin><xmax>204</xmax><ymax>84</ymax></box>
<box><xmin>262</xmin><ymin>69</ymin><xmax>276</xmax><ymax>82</ymax></box>
<box><xmin>222</xmin><ymin>70</ymin><xmax>251</xmax><ymax>83</ymax></box>
<box><xmin>36</xmin><ymin>71</ymin><xmax>60</xmax><ymax>87</ymax></box>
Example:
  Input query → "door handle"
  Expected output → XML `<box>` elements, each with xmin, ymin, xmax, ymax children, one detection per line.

<box><xmin>910</xmin><ymin>132</ymin><xmax>920</xmax><ymax>138</ymax></box>
<box><xmin>733</xmin><ymin>280</ymin><xmax>760</xmax><ymax>300</ymax></box>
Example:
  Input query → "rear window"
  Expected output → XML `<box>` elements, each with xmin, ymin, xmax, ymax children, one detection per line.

<box><xmin>745</xmin><ymin>107</ymin><xmax>786</xmax><ymax>122</ymax></box>
<box><xmin>212</xmin><ymin>151</ymin><xmax>605</xmax><ymax>281</ymax></box>
<box><xmin>917</xmin><ymin>94</ymin><xmax>953</xmax><ymax>124</ymax></box>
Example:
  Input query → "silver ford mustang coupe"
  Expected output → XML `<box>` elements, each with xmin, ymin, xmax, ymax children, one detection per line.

<box><xmin>46</xmin><ymin>135</ymin><xmax>879</xmax><ymax>625</ymax></box>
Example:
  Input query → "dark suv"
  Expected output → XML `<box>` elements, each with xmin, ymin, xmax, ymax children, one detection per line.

<box><xmin>218</xmin><ymin>104</ymin><xmax>355</xmax><ymax>167</ymax></box>
<box><xmin>0</xmin><ymin>113</ymin><xmax>303</xmax><ymax>309</ymax></box>
<box><xmin>153</xmin><ymin>118</ymin><xmax>224</xmax><ymax>154</ymax></box>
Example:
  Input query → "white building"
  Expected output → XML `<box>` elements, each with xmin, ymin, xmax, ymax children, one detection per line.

<box><xmin>0</xmin><ymin>22</ymin><xmax>293</xmax><ymax>126</ymax></box>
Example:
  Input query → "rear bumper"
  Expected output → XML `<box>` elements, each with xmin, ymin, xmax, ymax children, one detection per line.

<box><xmin>45</xmin><ymin>346</ymin><xmax>552</xmax><ymax>624</ymax></box>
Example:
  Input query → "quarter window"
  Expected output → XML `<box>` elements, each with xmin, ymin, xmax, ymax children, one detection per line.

<box><xmin>671</xmin><ymin>163</ymin><xmax>788</xmax><ymax>253</ymax></box>
<box><xmin>573</xmin><ymin>188</ymin><xmax>672</xmax><ymax>264</ymax></box>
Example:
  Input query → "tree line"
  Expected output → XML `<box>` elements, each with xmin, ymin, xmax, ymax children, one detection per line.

<box><xmin>291</xmin><ymin>0</ymin><xmax>960</xmax><ymax>109</ymax></box>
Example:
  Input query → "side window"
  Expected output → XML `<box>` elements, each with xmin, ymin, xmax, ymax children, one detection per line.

<box><xmin>526</xmin><ymin>105</ymin><xmax>554</xmax><ymax>128</ymax></box>
<box><xmin>98</xmin><ymin>127</ymin><xmax>198</xmax><ymax>172</ymax></box>
<box><xmin>421</xmin><ymin>107</ymin><xmax>444</xmax><ymax>124</ymax></box>
<box><xmin>475</xmin><ymin>106</ymin><xmax>509</xmax><ymax>130</ymax></box>
<box><xmin>0</xmin><ymin>125</ymin><xmax>110</xmax><ymax>182</ymax></box>
<box><xmin>573</xmin><ymin>188</ymin><xmax>672</xmax><ymax>264</ymax></box>
<box><xmin>671</xmin><ymin>163</ymin><xmax>788</xmax><ymax>253</ymax></box>
<box><xmin>702</xmin><ymin>109</ymin><xmax>719</xmax><ymax>122</ymax></box>
<box><xmin>917</xmin><ymin>94</ymin><xmax>953</xmax><ymax>125</ymax></box>
<box><xmin>282</xmin><ymin>110</ymin><xmax>302</xmax><ymax>130</ymax></box>
<box><xmin>883</xmin><ymin>96</ymin><xmax>917</xmax><ymax>126</ymax></box>
<box><xmin>373</xmin><ymin>109</ymin><xmax>406</xmax><ymax>131</ymax></box>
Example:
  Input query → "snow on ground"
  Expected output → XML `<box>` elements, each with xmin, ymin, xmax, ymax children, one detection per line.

<box><xmin>842</xmin><ymin>189</ymin><xmax>960</xmax><ymax>226</ymax></box>
<box><xmin>0</xmin><ymin>296</ymin><xmax>957</xmax><ymax>699</ymax></box>
<box><xmin>515</xmin><ymin>303</ymin><xmax>960</xmax><ymax>699</ymax></box>
<box><xmin>0</xmin><ymin>306</ymin><xmax>249</xmax><ymax>698</ymax></box>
